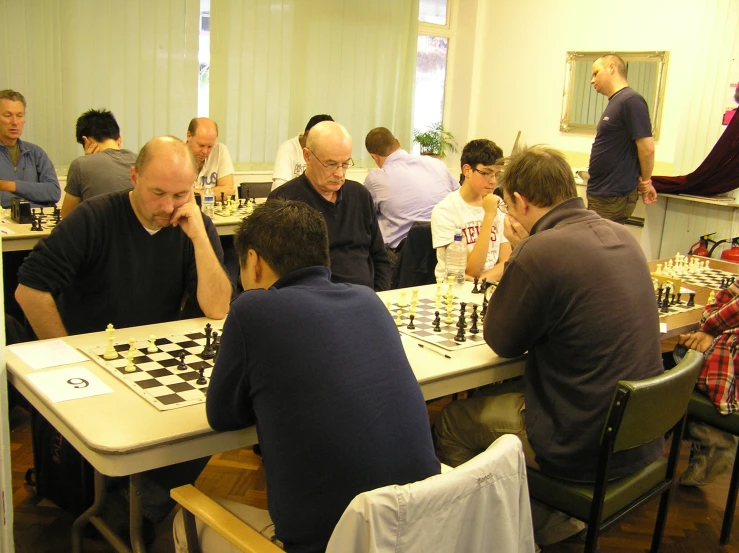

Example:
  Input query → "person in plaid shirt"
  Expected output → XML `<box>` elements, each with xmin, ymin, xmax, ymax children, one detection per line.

<box><xmin>677</xmin><ymin>281</ymin><xmax>739</xmax><ymax>485</ymax></box>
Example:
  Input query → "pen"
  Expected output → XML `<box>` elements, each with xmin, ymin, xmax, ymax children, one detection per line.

<box><xmin>418</xmin><ymin>343</ymin><xmax>451</xmax><ymax>359</ymax></box>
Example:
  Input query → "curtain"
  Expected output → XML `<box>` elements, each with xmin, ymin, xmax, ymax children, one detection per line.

<box><xmin>0</xmin><ymin>0</ymin><xmax>199</xmax><ymax>167</ymax></box>
<box><xmin>210</xmin><ymin>0</ymin><xmax>419</xmax><ymax>166</ymax></box>
<box><xmin>652</xmin><ymin>111</ymin><xmax>739</xmax><ymax>195</ymax></box>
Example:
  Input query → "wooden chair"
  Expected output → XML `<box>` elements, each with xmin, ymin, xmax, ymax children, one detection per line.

<box><xmin>687</xmin><ymin>389</ymin><xmax>739</xmax><ymax>544</ymax></box>
<box><xmin>527</xmin><ymin>350</ymin><xmax>703</xmax><ymax>553</ymax></box>
<box><xmin>172</xmin><ymin>434</ymin><xmax>535</xmax><ymax>553</ymax></box>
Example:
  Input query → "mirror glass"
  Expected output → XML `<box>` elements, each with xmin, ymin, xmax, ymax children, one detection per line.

<box><xmin>561</xmin><ymin>51</ymin><xmax>668</xmax><ymax>138</ymax></box>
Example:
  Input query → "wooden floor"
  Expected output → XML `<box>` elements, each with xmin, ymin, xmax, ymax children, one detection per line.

<box><xmin>9</xmin><ymin>399</ymin><xmax>739</xmax><ymax>553</ymax></box>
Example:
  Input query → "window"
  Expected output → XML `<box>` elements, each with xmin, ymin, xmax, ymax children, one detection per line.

<box><xmin>413</xmin><ymin>0</ymin><xmax>453</xmax><ymax>150</ymax></box>
<box><xmin>198</xmin><ymin>0</ymin><xmax>211</xmax><ymax>117</ymax></box>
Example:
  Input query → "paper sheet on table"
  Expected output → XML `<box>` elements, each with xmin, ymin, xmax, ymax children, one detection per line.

<box><xmin>0</xmin><ymin>226</ymin><xmax>16</xmax><ymax>235</ymax></box>
<box><xmin>660</xmin><ymin>322</ymin><xmax>667</xmax><ymax>333</ymax></box>
<box><xmin>25</xmin><ymin>366</ymin><xmax>114</xmax><ymax>403</ymax></box>
<box><xmin>8</xmin><ymin>340</ymin><xmax>89</xmax><ymax>370</ymax></box>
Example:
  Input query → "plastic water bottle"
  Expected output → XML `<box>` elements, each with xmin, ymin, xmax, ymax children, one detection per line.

<box><xmin>446</xmin><ymin>230</ymin><xmax>467</xmax><ymax>291</ymax></box>
<box><xmin>202</xmin><ymin>183</ymin><xmax>215</xmax><ymax>218</ymax></box>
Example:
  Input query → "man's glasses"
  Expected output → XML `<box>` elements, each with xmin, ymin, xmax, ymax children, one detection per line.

<box><xmin>473</xmin><ymin>167</ymin><xmax>503</xmax><ymax>180</ymax></box>
<box><xmin>307</xmin><ymin>149</ymin><xmax>354</xmax><ymax>172</ymax></box>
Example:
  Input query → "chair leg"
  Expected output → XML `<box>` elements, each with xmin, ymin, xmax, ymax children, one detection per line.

<box><xmin>650</xmin><ymin>489</ymin><xmax>672</xmax><ymax>552</ymax></box>
<box><xmin>720</xmin><ymin>440</ymin><xmax>739</xmax><ymax>544</ymax></box>
<box><xmin>583</xmin><ymin>523</ymin><xmax>601</xmax><ymax>553</ymax></box>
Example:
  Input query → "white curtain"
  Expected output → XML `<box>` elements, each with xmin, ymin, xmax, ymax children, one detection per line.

<box><xmin>210</xmin><ymin>0</ymin><xmax>419</xmax><ymax>166</ymax></box>
<box><xmin>0</xmin><ymin>0</ymin><xmax>200</xmax><ymax>167</ymax></box>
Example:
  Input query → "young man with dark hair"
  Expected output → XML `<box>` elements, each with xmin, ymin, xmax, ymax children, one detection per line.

<box><xmin>186</xmin><ymin>199</ymin><xmax>439</xmax><ymax>553</ymax></box>
<box><xmin>431</xmin><ymin>138</ymin><xmax>510</xmax><ymax>282</ymax></box>
<box><xmin>271</xmin><ymin>113</ymin><xmax>334</xmax><ymax>190</ymax></box>
<box><xmin>61</xmin><ymin>108</ymin><xmax>138</xmax><ymax>216</ymax></box>
<box><xmin>435</xmin><ymin>145</ymin><xmax>663</xmax><ymax>546</ymax></box>
<box><xmin>364</xmin><ymin>126</ymin><xmax>458</xmax><ymax>251</ymax></box>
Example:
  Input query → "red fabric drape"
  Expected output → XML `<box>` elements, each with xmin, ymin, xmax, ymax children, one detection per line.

<box><xmin>652</xmin><ymin>110</ymin><xmax>739</xmax><ymax>195</ymax></box>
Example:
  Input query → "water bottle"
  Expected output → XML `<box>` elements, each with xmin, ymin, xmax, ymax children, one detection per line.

<box><xmin>446</xmin><ymin>230</ymin><xmax>467</xmax><ymax>291</ymax></box>
<box><xmin>202</xmin><ymin>183</ymin><xmax>215</xmax><ymax>218</ymax></box>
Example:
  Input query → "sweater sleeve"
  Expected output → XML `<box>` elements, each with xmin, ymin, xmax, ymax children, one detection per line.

<box><xmin>484</xmin><ymin>253</ymin><xmax>546</xmax><ymax>358</ymax></box>
<box><xmin>15</xmin><ymin>146</ymin><xmax>61</xmax><ymax>205</ymax></box>
<box><xmin>367</xmin><ymin>193</ymin><xmax>391</xmax><ymax>291</ymax></box>
<box><xmin>17</xmin><ymin>205</ymin><xmax>97</xmax><ymax>297</ymax></box>
<box><xmin>206</xmin><ymin>307</ymin><xmax>255</xmax><ymax>431</ymax></box>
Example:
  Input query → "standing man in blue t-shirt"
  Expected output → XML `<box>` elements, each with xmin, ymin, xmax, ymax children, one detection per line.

<box><xmin>586</xmin><ymin>54</ymin><xmax>657</xmax><ymax>224</ymax></box>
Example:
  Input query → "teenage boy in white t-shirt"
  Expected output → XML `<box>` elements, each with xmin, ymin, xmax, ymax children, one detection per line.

<box><xmin>431</xmin><ymin>139</ymin><xmax>511</xmax><ymax>282</ymax></box>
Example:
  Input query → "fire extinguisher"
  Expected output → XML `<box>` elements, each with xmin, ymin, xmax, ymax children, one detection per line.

<box><xmin>721</xmin><ymin>237</ymin><xmax>739</xmax><ymax>263</ymax></box>
<box><xmin>688</xmin><ymin>233</ymin><xmax>716</xmax><ymax>257</ymax></box>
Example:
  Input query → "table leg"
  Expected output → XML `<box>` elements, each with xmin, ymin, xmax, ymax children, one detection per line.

<box><xmin>71</xmin><ymin>468</ymin><xmax>137</xmax><ymax>553</ymax></box>
<box><xmin>129</xmin><ymin>473</ymin><xmax>148</xmax><ymax>553</ymax></box>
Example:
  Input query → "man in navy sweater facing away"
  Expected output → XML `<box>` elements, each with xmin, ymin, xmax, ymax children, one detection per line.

<box><xmin>187</xmin><ymin>199</ymin><xmax>439</xmax><ymax>553</ymax></box>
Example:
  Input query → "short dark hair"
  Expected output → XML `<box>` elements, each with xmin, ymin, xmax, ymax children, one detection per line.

<box><xmin>596</xmin><ymin>54</ymin><xmax>627</xmax><ymax>79</ymax></box>
<box><xmin>365</xmin><ymin>127</ymin><xmax>398</xmax><ymax>157</ymax></box>
<box><xmin>234</xmin><ymin>200</ymin><xmax>330</xmax><ymax>276</ymax></box>
<box><xmin>498</xmin><ymin>145</ymin><xmax>576</xmax><ymax>208</ymax></box>
<box><xmin>304</xmin><ymin>114</ymin><xmax>333</xmax><ymax>133</ymax></box>
<box><xmin>0</xmin><ymin>89</ymin><xmax>27</xmax><ymax>109</ymax></box>
<box><xmin>75</xmin><ymin>109</ymin><xmax>121</xmax><ymax>145</ymax></box>
<box><xmin>460</xmin><ymin>139</ymin><xmax>504</xmax><ymax>171</ymax></box>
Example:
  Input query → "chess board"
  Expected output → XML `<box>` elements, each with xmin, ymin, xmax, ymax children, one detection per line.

<box><xmin>678</xmin><ymin>268</ymin><xmax>737</xmax><ymax>290</ymax></box>
<box><xmin>391</xmin><ymin>296</ymin><xmax>487</xmax><ymax>351</ymax></box>
<box><xmin>81</xmin><ymin>330</ymin><xmax>218</xmax><ymax>411</ymax></box>
<box><xmin>657</xmin><ymin>301</ymin><xmax>703</xmax><ymax>319</ymax></box>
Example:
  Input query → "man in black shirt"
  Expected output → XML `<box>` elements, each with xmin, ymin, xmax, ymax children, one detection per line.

<box><xmin>586</xmin><ymin>54</ymin><xmax>658</xmax><ymax>224</ymax></box>
<box><xmin>268</xmin><ymin>121</ymin><xmax>391</xmax><ymax>291</ymax></box>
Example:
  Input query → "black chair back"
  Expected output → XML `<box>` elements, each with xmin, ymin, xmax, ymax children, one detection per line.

<box><xmin>395</xmin><ymin>222</ymin><xmax>437</xmax><ymax>289</ymax></box>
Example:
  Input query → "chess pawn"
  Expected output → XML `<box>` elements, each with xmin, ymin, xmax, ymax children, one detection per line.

<box><xmin>147</xmin><ymin>334</ymin><xmax>158</xmax><ymax>353</ymax></box>
<box><xmin>395</xmin><ymin>308</ymin><xmax>403</xmax><ymax>326</ymax></box>
<box><xmin>411</xmin><ymin>289</ymin><xmax>419</xmax><ymax>307</ymax></box>
<box><xmin>655</xmin><ymin>263</ymin><xmax>662</xmax><ymax>275</ymax></box>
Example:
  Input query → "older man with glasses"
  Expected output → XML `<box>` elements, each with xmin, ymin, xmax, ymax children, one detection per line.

<box><xmin>268</xmin><ymin>121</ymin><xmax>391</xmax><ymax>291</ymax></box>
<box><xmin>431</xmin><ymin>138</ymin><xmax>510</xmax><ymax>283</ymax></box>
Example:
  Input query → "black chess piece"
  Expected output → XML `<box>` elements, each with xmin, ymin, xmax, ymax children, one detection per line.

<box><xmin>433</xmin><ymin>311</ymin><xmax>441</xmax><ymax>332</ymax></box>
<box><xmin>196</xmin><ymin>367</ymin><xmax>207</xmax><ymax>385</ymax></box>
<box><xmin>470</xmin><ymin>313</ymin><xmax>479</xmax><ymax>334</ymax></box>
<box><xmin>220</xmin><ymin>192</ymin><xmax>225</xmax><ymax>204</ymax></box>
<box><xmin>458</xmin><ymin>302</ymin><xmax>467</xmax><ymax>328</ymax></box>
<box><xmin>481</xmin><ymin>296</ymin><xmax>488</xmax><ymax>318</ymax></box>
<box><xmin>660</xmin><ymin>292</ymin><xmax>670</xmax><ymax>314</ymax></box>
<box><xmin>178</xmin><ymin>352</ymin><xmax>187</xmax><ymax>371</ymax></box>
<box><xmin>656</xmin><ymin>286</ymin><xmax>663</xmax><ymax>306</ymax></box>
<box><xmin>202</xmin><ymin>323</ymin><xmax>215</xmax><ymax>359</ymax></box>
<box><xmin>407</xmin><ymin>315</ymin><xmax>415</xmax><ymax>330</ymax></box>
<box><xmin>675</xmin><ymin>293</ymin><xmax>682</xmax><ymax>305</ymax></box>
<box><xmin>212</xmin><ymin>331</ymin><xmax>220</xmax><ymax>358</ymax></box>
<box><xmin>454</xmin><ymin>325</ymin><xmax>466</xmax><ymax>342</ymax></box>
<box><xmin>472</xmin><ymin>277</ymin><xmax>479</xmax><ymax>294</ymax></box>
<box><xmin>687</xmin><ymin>293</ymin><xmax>695</xmax><ymax>307</ymax></box>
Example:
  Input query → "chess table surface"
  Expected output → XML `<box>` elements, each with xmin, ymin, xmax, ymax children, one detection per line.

<box><xmin>6</xmin><ymin>285</ymin><xmax>525</xmax><ymax>476</ymax></box>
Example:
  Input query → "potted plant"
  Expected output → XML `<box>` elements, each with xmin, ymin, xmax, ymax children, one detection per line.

<box><xmin>413</xmin><ymin>122</ymin><xmax>458</xmax><ymax>159</ymax></box>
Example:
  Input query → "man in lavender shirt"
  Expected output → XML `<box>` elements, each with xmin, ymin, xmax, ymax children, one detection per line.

<box><xmin>364</xmin><ymin>127</ymin><xmax>459</xmax><ymax>258</ymax></box>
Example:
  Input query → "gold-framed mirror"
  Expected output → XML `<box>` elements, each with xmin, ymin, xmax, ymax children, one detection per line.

<box><xmin>560</xmin><ymin>51</ymin><xmax>669</xmax><ymax>139</ymax></box>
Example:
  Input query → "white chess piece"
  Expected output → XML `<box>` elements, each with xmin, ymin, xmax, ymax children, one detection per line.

<box><xmin>397</xmin><ymin>290</ymin><xmax>408</xmax><ymax>308</ymax></box>
<box><xmin>411</xmin><ymin>289</ymin><xmax>418</xmax><ymax>306</ymax></box>
<box><xmin>124</xmin><ymin>338</ymin><xmax>136</xmax><ymax>373</ymax></box>
<box><xmin>103</xmin><ymin>323</ymin><xmax>118</xmax><ymax>360</ymax></box>
<box><xmin>147</xmin><ymin>334</ymin><xmax>158</xmax><ymax>353</ymax></box>
<box><xmin>395</xmin><ymin>308</ymin><xmax>403</xmax><ymax>326</ymax></box>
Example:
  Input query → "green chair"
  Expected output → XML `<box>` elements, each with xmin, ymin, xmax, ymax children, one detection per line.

<box><xmin>687</xmin><ymin>389</ymin><xmax>739</xmax><ymax>544</ymax></box>
<box><xmin>527</xmin><ymin>350</ymin><xmax>703</xmax><ymax>553</ymax></box>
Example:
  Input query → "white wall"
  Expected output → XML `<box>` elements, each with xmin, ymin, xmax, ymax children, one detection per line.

<box><xmin>462</xmin><ymin>0</ymin><xmax>739</xmax><ymax>176</ymax></box>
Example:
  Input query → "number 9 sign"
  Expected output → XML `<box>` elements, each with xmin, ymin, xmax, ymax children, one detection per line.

<box><xmin>67</xmin><ymin>378</ymin><xmax>89</xmax><ymax>389</ymax></box>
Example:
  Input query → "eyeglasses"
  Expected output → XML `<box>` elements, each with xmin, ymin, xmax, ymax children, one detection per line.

<box><xmin>498</xmin><ymin>200</ymin><xmax>508</xmax><ymax>214</ymax></box>
<box><xmin>307</xmin><ymin>149</ymin><xmax>354</xmax><ymax>172</ymax></box>
<box><xmin>473</xmin><ymin>167</ymin><xmax>503</xmax><ymax>180</ymax></box>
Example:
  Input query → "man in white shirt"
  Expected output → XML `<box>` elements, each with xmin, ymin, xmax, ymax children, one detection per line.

<box><xmin>364</xmin><ymin>127</ymin><xmax>458</xmax><ymax>250</ymax></box>
<box><xmin>186</xmin><ymin>118</ymin><xmax>235</xmax><ymax>200</ymax></box>
<box><xmin>271</xmin><ymin>114</ymin><xmax>333</xmax><ymax>191</ymax></box>
<box><xmin>431</xmin><ymin>139</ymin><xmax>511</xmax><ymax>282</ymax></box>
